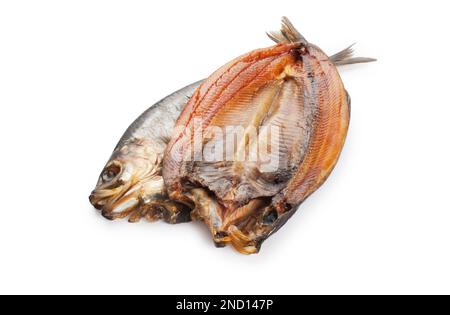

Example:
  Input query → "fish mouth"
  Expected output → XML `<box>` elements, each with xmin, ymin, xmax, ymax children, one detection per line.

<box><xmin>89</xmin><ymin>158</ymin><xmax>166</xmax><ymax>221</ymax></box>
<box><xmin>90</xmin><ymin>155</ymin><xmax>182</xmax><ymax>222</ymax></box>
<box><xmin>89</xmin><ymin>175</ymin><xmax>141</xmax><ymax>220</ymax></box>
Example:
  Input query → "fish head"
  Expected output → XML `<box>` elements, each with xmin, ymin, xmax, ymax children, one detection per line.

<box><xmin>89</xmin><ymin>139</ymin><xmax>166</xmax><ymax>220</ymax></box>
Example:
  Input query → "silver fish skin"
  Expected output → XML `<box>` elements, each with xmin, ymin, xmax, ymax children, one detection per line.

<box><xmin>89</xmin><ymin>80</ymin><xmax>203</xmax><ymax>222</ymax></box>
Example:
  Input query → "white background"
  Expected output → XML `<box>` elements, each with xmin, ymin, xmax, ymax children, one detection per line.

<box><xmin>1</xmin><ymin>0</ymin><xmax>449</xmax><ymax>295</ymax></box>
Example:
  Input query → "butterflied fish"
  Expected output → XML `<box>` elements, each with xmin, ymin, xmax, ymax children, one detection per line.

<box><xmin>163</xmin><ymin>17</ymin><xmax>375</xmax><ymax>254</ymax></box>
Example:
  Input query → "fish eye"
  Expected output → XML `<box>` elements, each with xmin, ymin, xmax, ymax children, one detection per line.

<box><xmin>101</xmin><ymin>163</ymin><xmax>121</xmax><ymax>182</ymax></box>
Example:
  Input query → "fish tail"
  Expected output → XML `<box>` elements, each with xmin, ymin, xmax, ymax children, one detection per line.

<box><xmin>267</xmin><ymin>16</ymin><xmax>307</xmax><ymax>44</ymax></box>
<box><xmin>330</xmin><ymin>44</ymin><xmax>377</xmax><ymax>66</ymax></box>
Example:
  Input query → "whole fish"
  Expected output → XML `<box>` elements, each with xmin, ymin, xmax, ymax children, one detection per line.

<box><xmin>89</xmin><ymin>81</ymin><xmax>202</xmax><ymax>222</ymax></box>
<box><xmin>90</xmin><ymin>17</ymin><xmax>374</xmax><ymax>255</ymax></box>
<box><xmin>163</xmin><ymin>17</ymin><xmax>375</xmax><ymax>254</ymax></box>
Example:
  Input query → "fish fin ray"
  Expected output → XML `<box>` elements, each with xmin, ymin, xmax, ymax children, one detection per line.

<box><xmin>267</xmin><ymin>17</ymin><xmax>307</xmax><ymax>44</ymax></box>
<box><xmin>331</xmin><ymin>44</ymin><xmax>377</xmax><ymax>66</ymax></box>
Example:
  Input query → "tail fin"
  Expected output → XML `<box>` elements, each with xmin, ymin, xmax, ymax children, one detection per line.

<box><xmin>330</xmin><ymin>44</ymin><xmax>377</xmax><ymax>66</ymax></box>
<box><xmin>267</xmin><ymin>16</ymin><xmax>307</xmax><ymax>44</ymax></box>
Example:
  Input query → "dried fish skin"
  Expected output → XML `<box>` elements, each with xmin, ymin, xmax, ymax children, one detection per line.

<box><xmin>163</xmin><ymin>18</ymin><xmax>371</xmax><ymax>254</ymax></box>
